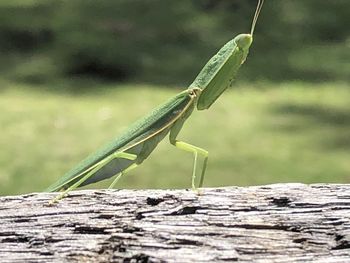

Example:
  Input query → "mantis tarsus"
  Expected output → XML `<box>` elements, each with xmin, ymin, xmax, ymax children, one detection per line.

<box><xmin>47</xmin><ymin>0</ymin><xmax>264</xmax><ymax>203</ymax></box>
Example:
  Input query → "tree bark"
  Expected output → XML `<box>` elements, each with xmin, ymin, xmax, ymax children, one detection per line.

<box><xmin>1</xmin><ymin>184</ymin><xmax>350</xmax><ymax>262</ymax></box>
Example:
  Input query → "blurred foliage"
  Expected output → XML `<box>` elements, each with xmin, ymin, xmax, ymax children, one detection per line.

<box><xmin>0</xmin><ymin>0</ymin><xmax>349</xmax><ymax>85</ymax></box>
<box><xmin>1</xmin><ymin>80</ymin><xmax>349</xmax><ymax>195</ymax></box>
<box><xmin>0</xmin><ymin>1</ymin><xmax>349</xmax><ymax>196</ymax></box>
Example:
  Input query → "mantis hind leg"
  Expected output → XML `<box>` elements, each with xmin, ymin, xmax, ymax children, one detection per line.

<box><xmin>171</xmin><ymin>140</ymin><xmax>208</xmax><ymax>191</ymax></box>
<box><xmin>49</xmin><ymin>152</ymin><xmax>137</xmax><ymax>204</ymax></box>
<box><xmin>108</xmin><ymin>163</ymin><xmax>138</xmax><ymax>189</ymax></box>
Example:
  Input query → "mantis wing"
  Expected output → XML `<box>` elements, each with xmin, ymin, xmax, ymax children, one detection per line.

<box><xmin>46</xmin><ymin>90</ymin><xmax>193</xmax><ymax>192</ymax></box>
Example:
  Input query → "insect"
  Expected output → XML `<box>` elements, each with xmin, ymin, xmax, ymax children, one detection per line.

<box><xmin>47</xmin><ymin>0</ymin><xmax>264</xmax><ymax>203</ymax></box>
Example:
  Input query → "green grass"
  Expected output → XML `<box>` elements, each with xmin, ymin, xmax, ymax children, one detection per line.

<box><xmin>1</xmin><ymin>79</ymin><xmax>349</xmax><ymax>196</ymax></box>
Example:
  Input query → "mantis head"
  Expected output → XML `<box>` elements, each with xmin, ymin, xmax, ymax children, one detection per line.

<box><xmin>234</xmin><ymin>0</ymin><xmax>264</xmax><ymax>52</ymax></box>
<box><xmin>194</xmin><ymin>0</ymin><xmax>264</xmax><ymax>110</ymax></box>
<box><xmin>234</xmin><ymin>34</ymin><xmax>253</xmax><ymax>51</ymax></box>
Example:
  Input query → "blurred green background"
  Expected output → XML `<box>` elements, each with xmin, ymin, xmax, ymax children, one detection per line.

<box><xmin>0</xmin><ymin>0</ymin><xmax>349</xmax><ymax>195</ymax></box>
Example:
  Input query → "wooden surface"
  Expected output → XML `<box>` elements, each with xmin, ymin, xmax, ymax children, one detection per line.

<box><xmin>1</xmin><ymin>184</ymin><xmax>350</xmax><ymax>262</ymax></box>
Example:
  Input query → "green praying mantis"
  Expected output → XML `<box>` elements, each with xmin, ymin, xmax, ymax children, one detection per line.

<box><xmin>47</xmin><ymin>0</ymin><xmax>264</xmax><ymax>203</ymax></box>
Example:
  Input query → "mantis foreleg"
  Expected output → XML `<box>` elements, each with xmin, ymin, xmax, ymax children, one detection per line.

<box><xmin>171</xmin><ymin>140</ymin><xmax>209</xmax><ymax>190</ymax></box>
<box><xmin>168</xmin><ymin>101</ymin><xmax>209</xmax><ymax>190</ymax></box>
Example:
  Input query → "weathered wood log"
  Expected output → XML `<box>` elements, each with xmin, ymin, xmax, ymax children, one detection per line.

<box><xmin>1</xmin><ymin>184</ymin><xmax>350</xmax><ymax>262</ymax></box>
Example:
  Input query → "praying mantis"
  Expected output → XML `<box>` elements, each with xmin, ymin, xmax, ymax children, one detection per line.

<box><xmin>47</xmin><ymin>0</ymin><xmax>264</xmax><ymax>203</ymax></box>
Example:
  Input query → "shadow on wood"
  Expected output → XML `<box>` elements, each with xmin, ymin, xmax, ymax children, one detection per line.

<box><xmin>1</xmin><ymin>184</ymin><xmax>350</xmax><ymax>262</ymax></box>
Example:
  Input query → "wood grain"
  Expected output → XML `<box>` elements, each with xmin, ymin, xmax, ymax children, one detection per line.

<box><xmin>1</xmin><ymin>184</ymin><xmax>350</xmax><ymax>262</ymax></box>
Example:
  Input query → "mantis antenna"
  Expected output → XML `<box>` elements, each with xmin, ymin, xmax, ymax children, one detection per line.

<box><xmin>251</xmin><ymin>0</ymin><xmax>264</xmax><ymax>36</ymax></box>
